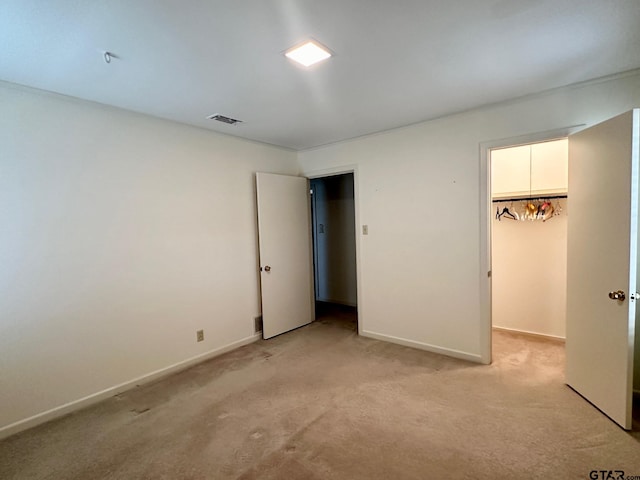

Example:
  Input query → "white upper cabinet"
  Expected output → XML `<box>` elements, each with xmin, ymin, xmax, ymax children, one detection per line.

<box><xmin>530</xmin><ymin>139</ymin><xmax>568</xmax><ymax>195</ymax></box>
<box><xmin>491</xmin><ymin>144</ymin><xmax>531</xmax><ymax>197</ymax></box>
<box><xmin>491</xmin><ymin>139</ymin><xmax>568</xmax><ymax>199</ymax></box>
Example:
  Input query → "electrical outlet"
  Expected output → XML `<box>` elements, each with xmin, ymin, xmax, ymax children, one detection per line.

<box><xmin>254</xmin><ymin>316</ymin><xmax>263</xmax><ymax>333</ymax></box>
<box><xmin>196</xmin><ymin>330</ymin><xmax>204</xmax><ymax>342</ymax></box>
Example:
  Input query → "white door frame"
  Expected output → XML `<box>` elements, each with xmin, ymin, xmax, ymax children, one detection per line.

<box><xmin>304</xmin><ymin>165</ymin><xmax>362</xmax><ymax>334</ymax></box>
<box><xmin>479</xmin><ymin>125</ymin><xmax>585</xmax><ymax>364</ymax></box>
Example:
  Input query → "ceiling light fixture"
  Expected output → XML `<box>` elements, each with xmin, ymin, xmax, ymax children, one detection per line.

<box><xmin>285</xmin><ymin>40</ymin><xmax>332</xmax><ymax>67</ymax></box>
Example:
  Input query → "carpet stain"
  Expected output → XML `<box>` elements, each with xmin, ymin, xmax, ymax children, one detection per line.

<box><xmin>130</xmin><ymin>407</ymin><xmax>150</xmax><ymax>415</ymax></box>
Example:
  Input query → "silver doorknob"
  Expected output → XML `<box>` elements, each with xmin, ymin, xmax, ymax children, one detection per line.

<box><xmin>609</xmin><ymin>290</ymin><xmax>625</xmax><ymax>301</ymax></box>
<box><xmin>264</xmin><ymin>266</ymin><xmax>271</xmax><ymax>272</ymax></box>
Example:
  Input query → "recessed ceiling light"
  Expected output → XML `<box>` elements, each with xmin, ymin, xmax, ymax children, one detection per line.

<box><xmin>285</xmin><ymin>40</ymin><xmax>332</xmax><ymax>67</ymax></box>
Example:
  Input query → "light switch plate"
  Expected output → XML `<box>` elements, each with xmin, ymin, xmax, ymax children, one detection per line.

<box><xmin>362</xmin><ymin>225</ymin><xmax>368</xmax><ymax>235</ymax></box>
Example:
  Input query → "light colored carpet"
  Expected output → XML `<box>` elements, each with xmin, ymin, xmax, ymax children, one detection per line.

<box><xmin>1</xmin><ymin>305</ymin><xmax>639</xmax><ymax>479</ymax></box>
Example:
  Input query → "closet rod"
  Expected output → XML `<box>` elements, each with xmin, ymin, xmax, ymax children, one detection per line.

<box><xmin>492</xmin><ymin>194</ymin><xmax>568</xmax><ymax>203</ymax></box>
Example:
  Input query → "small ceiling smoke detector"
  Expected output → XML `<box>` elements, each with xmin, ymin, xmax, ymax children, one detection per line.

<box><xmin>207</xmin><ymin>114</ymin><xmax>243</xmax><ymax>125</ymax></box>
<box><xmin>285</xmin><ymin>40</ymin><xmax>332</xmax><ymax>67</ymax></box>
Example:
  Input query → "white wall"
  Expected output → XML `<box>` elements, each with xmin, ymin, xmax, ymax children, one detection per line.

<box><xmin>311</xmin><ymin>174</ymin><xmax>357</xmax><ymax>306</ymax></box>
<box><xmin>491</xmin><ymin>199</ymin><xmax>568</xmax><ymax>338</ymax></box>
<box><xmin>0</xmin><ymin>81</ymin><xmax>298</xmax><ymax>436</ymax></box>
<box><xmin>298</xmin><ymin>70</ymin><xmax>640</xmax><ymax>363</ymax></box>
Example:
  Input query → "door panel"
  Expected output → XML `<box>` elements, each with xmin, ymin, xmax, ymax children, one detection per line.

<box><xmin>566</xmin><ymin>110</ymin><xmax>639</xmax><ymax>429</ymax></box>
<box><xmin>256</xmin><ymin>173</ymin><xmax>314</xmax><ymax>339</ymax></box>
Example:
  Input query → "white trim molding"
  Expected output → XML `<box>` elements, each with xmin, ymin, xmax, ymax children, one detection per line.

<box><xmin>478</xmin><ymin>124</ymin><xmax>584</xmax><ymax>365</ymax></box>
<box><xmin>0</xmin><ymin>333</ymin><xmax>262</xmax><ymax>440</ymax></box>
<box><xmin>361</xmin><ymin>330</ymin><xmax>483</xmax><ymax>363</ymax></box>
<box><xmin>303</xmin><ymin>165</ymin><xmax>363</xmax><ymax>335</ymax></box>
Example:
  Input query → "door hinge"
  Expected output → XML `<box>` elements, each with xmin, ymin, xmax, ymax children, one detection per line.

<box><xmin>487</xmin><ymin>271</ymin><xmax>492</xmax><ymax>278</ymax></box>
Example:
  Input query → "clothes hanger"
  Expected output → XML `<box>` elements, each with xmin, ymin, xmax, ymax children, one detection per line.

<box><xmin>540</xmin><ymin>200</ymin><xmax>554</xmax><ymax>221</ymax></box>
<box><xmin>525</xmin><ymin>199</ymin><xmax>537</xmax><ymax>219</ymax></box>
<box><xmin>543</xmin><ymin>199</ymin><xmax>564</xmax><ymax>222</ymax></box>
<box><xmin>497</xmin><ymin>205</ymin><xmax>517</xmax><ymax>221</ymax></box>
<box><xmin>501</xmin><ymin>206</ymin><xmax>517</xmax><ymax>220</ymax></box>
<box><xmin>510</xmin><ymin>201</ymin><xmax>520</xmax><ymax>221</ymax></box>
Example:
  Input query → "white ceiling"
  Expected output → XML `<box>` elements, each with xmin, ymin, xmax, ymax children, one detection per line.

<box><xmin>2</xmin><ymin>0</ymin><xmax>640</xmax><ymax>150</ymax></box>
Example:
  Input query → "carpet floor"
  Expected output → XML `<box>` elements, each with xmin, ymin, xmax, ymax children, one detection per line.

<box><xmin>1</xmin><ymin>305</ymin><xmax>639</xmax><ymax>479</ymax></box>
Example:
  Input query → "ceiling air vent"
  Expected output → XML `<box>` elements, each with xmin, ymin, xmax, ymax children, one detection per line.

<box><xmin>207</xmin><ymin>114</ymin><xmax>242</xmax><ymax>125</ymax></box>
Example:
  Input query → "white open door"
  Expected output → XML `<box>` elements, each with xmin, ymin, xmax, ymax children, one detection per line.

<box><xmin>256</xmin><ymin>172</ymin><xmax>314</xmax><ymax>339</ymax></box>
<box><xmin>566</xmin><ymin>109</ymin><xmax>639</xmax><ymax>429</ymax></box>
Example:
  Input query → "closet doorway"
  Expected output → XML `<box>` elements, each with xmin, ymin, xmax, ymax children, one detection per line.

<box><xmin>310</xmin><ymin>173</ymin><xmax>358</xmax><ymax>329</ymax></box>
<box><xmin>483</xmin><ymin>112</ymin><xmax>640</xmax><ymax>430</ymax></box>
<box><xmin>490</xmin><ymin>139</ymin><xmax>568</xmax><ymax>341</ymax></box>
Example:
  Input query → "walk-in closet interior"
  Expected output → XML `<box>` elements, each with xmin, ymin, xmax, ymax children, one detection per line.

<box><xmin>491</xmin><ymin>139</ymin><xmax>568</xmax><ymax>339</ymax></box>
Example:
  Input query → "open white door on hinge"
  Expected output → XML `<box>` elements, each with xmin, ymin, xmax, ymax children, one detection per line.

<box><xmin>566</xmin><ymin>109</ymin><xmax>639</xmax><ymax>430</ymax></box>
<box><xmin>256</xmin><ymin>172</ymin><xmax>314</xmax><ymax>339</ymax></box>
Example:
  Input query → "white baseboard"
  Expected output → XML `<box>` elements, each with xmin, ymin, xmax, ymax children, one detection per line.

<box><xmin>492</xmin><ymin>325</ymin><xmax>566</xmax><ymax>342</ymax></box>
<box><xmin>360</xmin><ymin>330</ymin><xmax>483</xmax><ymax>363</ymax></box>
<box><xmin>0</xmin><ymin>333</ymin><xmax>262</xmax><ymax>440</ymax></box>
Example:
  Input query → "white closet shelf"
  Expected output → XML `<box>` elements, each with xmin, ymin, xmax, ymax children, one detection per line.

<box><xmin>492</xmin><ymin>190</ymin><xmax>567</xmax><ymax>201</ymax></box>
